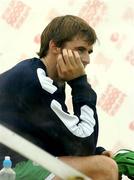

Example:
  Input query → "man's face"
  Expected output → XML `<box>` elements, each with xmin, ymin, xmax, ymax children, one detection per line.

<box><xmin>46</xmin><ymin>36</ymin><xmax>94</xmax><ymax>82</ymax></box>
<box><xmin>62</xmin><ymin>36</ymin><xmax>93</xmax><ymax>68</ymax></box>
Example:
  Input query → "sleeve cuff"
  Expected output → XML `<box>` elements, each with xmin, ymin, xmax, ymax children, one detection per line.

<box><xmin>95</xmin><ymin>146</ymin><xmax>106</xmax><ymax>155</ymax></box>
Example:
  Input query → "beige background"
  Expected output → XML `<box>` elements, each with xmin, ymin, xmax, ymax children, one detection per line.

<box><xmin>0</xmin><ymin>0</ymin><xmax>134</xmax><ymax>164</ymax></box>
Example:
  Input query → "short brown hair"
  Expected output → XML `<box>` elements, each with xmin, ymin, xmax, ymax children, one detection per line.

<box><xmin>37</xmin><ymin>15</ymin><xmax>97</xmax><ymax>58</ymax></box>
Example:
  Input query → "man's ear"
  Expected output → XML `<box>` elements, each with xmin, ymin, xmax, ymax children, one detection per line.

<box><xmin>49</xmin><ymin>40</ymin><xmax>60</xmax><ymax>54</ymax></box>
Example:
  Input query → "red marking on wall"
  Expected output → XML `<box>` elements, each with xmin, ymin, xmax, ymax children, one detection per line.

<box><xmin>94</xmin><ymin>53</ymin><xmax>113</xmax><ymax>71</ymax></box>
<box><xmin>122</xmin><ymin>7</ymin><xmax>134</xmax><ymax>22</ymax></box>
<box><xmin>129</xmin><ymin>121</ymin><xmax>134</xmax><ymax>131</ymax></box>
<box><xmin>98</xmin><ymin>84</ymin><xmax>127</xmax><ymax>116</ymax></box>
<box><xmin>2</xmin><ymin>0</ymin><xmax>31</xmax><ymax>28</ymax></box>
<box><xmin>79</xmin><ymin>0</ymin><xmax>107</xmax><ymax>27</ymax></box>
<box><xmin>126</xmin><ymin>48</ymin><xmax>134</xmax><ymax>66</ymax></box>
<box><xmin>34</xmin><ymin>34</ymin><xmax>41</xmax><ymax>44</ymax></box>
<box><xmin>110</xmin><ymin>33</ymin><xmax>119</xmax><ymax>42</ymax></box>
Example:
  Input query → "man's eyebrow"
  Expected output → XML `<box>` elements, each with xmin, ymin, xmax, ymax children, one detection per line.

<box><xmin>74</xmin><ymin>46</ymin><xmax>93</xmax><ymax>53</ymax></box>
<box><xmin>74</xmin><ymin>46</ymin><xmax>87</xmax><ymax>50</ymax></box>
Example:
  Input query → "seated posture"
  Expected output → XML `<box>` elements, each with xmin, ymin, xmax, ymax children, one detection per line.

<box><xmin>0</xmin><ymin>15</ymin><xmax>118</xmax><ymax>179</ymax></box>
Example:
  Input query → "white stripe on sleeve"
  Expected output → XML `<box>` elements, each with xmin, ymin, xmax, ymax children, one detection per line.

<box><xmin>37</xmin><ymin>68</ymin><xmax>57</xmax><ymax>94</ymax></box>
<box><xmin>51</xmin><ymin>99</ymin><xmax>96</xmax><ymax>138</ymax></box>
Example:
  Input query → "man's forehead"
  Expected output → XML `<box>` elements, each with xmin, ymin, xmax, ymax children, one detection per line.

<box><xmin>71</xmin><ymin>35</ymin><xmax>93</xmax><ymax>46</ymax></box>
<box><xmin>71</xmin><ymin>37</ymin><xmax>93</xmax><ymax>48</ymax></box>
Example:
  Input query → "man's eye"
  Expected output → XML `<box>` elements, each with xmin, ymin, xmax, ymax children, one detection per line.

<box><xmin>88</xmin><ymin>50</ymin><xmax>93</xmax><ymax>54</ymax></box>
<box><xmin>78</xmin><ymin>48</ymin><xmax>84</xmax><ymax>53</ymax></box>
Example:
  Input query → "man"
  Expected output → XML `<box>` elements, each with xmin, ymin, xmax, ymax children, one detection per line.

<box><xmin>0</xmin><ymin>15</ymin><xmax>118</xmax><ymax>179</ymax></box>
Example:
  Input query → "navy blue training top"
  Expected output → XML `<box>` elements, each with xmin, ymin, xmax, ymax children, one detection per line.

<box><xmin>0</xmin><ymin>57</ymin><xmax>104</xmax><ymax>167</ymax></box>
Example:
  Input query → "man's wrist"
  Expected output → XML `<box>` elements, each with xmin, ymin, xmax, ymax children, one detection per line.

<box><xmin>67</xmin><ymin>75</ymin><xmax>88</xmax><ymax>87</ymax></box>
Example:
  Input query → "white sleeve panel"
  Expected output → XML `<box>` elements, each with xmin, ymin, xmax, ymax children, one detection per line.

<box><xmin>51</xmin><ymin>100</ymin><xmax>96</xmax><ymax>138</ymax></box>
<box><xmin>37</xmin><ymin>68</ymin><xmax>57</xmax><ymax>94</ymax></box>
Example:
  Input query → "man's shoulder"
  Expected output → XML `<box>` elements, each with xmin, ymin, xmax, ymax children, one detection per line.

<box><xmin>6</xmin><ymin>57</ymin><xmax>44</xmax><ymax>76</ymax></box>
<box><xmin>0</xmin><ymin>57</ymin><xmax>45</xmax><ymax>85</ymax></box>
<box><xmin>16</xmin><ymin>57</ymin><xmax>41</xmax><ymax>68</ymax></box>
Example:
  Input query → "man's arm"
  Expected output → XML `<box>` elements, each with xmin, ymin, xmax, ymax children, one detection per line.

<box><xmin>56</xmin><ymin>49</ymin><xmax>97</xmax><ymax>138</ymax></box>
<box><xmin>53</xmin><ymin>155</ymin><xmax>119</xmax><ymax>180</ymax></box>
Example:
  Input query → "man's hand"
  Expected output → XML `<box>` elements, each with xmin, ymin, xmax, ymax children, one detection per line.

<box><xmin>56</xmin><ymin>49</ymin><xmax>85</xmax><ymax>81</ymax></box>
<box><xmin>101</xmin><ymin>150</ymin><xmax>113</xmax><ymax>158</ymax></box>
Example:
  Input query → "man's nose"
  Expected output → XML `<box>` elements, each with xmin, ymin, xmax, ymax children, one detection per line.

<box><xmin>82</xmin><ymin>56</ymin><xmax>90</xmax><ymax>66</ymax></box>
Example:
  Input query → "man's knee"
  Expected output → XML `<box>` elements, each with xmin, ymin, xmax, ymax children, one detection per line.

<box><xmin>98</xmin><ymin>156</ymin><xmax>119</xmax><ymax>180</ymax></box>
<box><xmin>83</xmin><ymin>155</ymin><xmax>119</xmax><ymax>180</ymax></box>
<box><xmin>55</xmin><ymin>155</ymin><xmax>119</xmax><ymax>180</ymax></box>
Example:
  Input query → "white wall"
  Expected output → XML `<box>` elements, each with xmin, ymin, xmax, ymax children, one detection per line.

<box><xmin>0</xmin><ymin>0</ymin><xmax>134</xmax><ymax>153</ymax></box>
